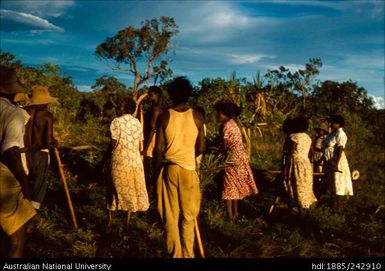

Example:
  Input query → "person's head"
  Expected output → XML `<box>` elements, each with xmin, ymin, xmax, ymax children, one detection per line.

<box><xmin>282</xmin><ymin>118</ymin><xmax>294</xmax><ymax>135</ymax></box>
<box><xmin>314</xmin><ymin>122</ymin><xmax>329</xmax><ymax>137</ymax></box>
<box><xmin>291</xmin><ymin>116</ymin><xmax>309</xmax><ymax>133</ymax></box>
<box><xmin>29</xmin><ymin>86</ymin><xmax>58</xmax><ymax>107</ymax></box>
<box><xmin>314</xmin><ymin>128</ymin><xmax>326</xmax><ymax>137</ymax></box>
<box><xmin>115</xmin><ymin>96</ymin><xmax>136</xmax><ymax>117</ymax></box>
<box><xmin>167</xmin><ymin>76</ymin><xmax>193</xmax><ymax>105</ymax></box>
<box><xmin>13</xmin><ymin>92</ymin><xmax>30</xmax><ymax>108</ymax></box>
<box><xmin>148</xmin><ymin>86</ymin><xmax>162</xmax><ymax>103</ymax></box>
<box><xmin>214</xmin><ymin>102</ymin><xmax>241</xmax><ymax>123</ymax></box>
<box><xmin>330</xmin><ymin>115</ymin><xmax>345</xmax><ymax>130</ymax></box>
<box><xmin>0</xmin><ymin>66</ymin><xmax>28</xmax><ymax>104</ymax></box>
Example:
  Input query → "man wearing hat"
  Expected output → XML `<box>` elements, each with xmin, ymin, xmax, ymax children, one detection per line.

<box><xmin>23</xmin><ymin>85</ymin><xmax>58</xmax><ymax>210</ymax></box>
<box><xmin>0</xmin><ymin>66</ymin><xmax>36</xmax><ymax>257</ymax></box>
<box><xmin>312</xmin><ymin>122</ymin><xmax>329</xmax><ymax>200</ymax></box>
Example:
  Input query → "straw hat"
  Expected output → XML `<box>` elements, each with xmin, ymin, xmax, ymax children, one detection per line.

<box><xmin>314</xmin><ymin>122</ymin><xmax>329</xmax><ymax>134</ymax></box>
<box><xmin>0</xmin><ymin>66</ymin><xmax>28</xmax><ymax>94</ymax></box>
<box><xmin>14</xmin><ymin>92</ymin><xmax>30</xmax><ymax>103</ymax></box>
<box><xmin>30</xmin><ymin>85</ymin><xmax>58</xmax><ymax>105</ymax></box>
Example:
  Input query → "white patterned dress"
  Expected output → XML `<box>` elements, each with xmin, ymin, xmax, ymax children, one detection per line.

<box><xmin>107</xmin><ymin>114</ymin><xmax>149</xmax><ymax>212</ymax></box>
<box><xmin>323</xmin><ymin>128</ymin><xmax>353</xmax><ymax>196</ymax></box>
<box><xmin>286</xmin><ymin>133</ymin><xmax>317</xmax><ymax>209</ymax></box>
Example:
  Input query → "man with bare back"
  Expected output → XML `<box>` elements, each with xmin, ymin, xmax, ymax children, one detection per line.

<box><xmin>23</xmin><ymin>86</ymin><xmax>58</xmax><ymax>210</ymax></box>
<box><xmin>143</xmin><ymin>86</ymin><xmax>163</xmax><ymax>193</ymax></box>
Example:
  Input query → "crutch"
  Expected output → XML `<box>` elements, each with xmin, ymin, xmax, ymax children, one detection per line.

<box><xmin>54</xmin><ymin>147</ymin><xmax>78</xmax><ymax>229</ymax></box>
<box><xmin>194</xmin><ymin>219</ymin><xmax>205</xmax><ymax>258</ymax></box>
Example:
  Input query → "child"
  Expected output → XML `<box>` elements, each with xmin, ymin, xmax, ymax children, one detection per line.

<box><xmin>312</xmin><ymin>123</ymin><xmax>329</xmax><ymax>199</ymax></box>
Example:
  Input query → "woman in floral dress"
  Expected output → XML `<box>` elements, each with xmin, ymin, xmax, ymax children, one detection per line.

<box><xmin>283</xmin><ymin>116</ymin><xmax>317</xmax><ymax>212</ymax></box>
<box><xmin>106</xmin><ymin>97</ymin><xmax>149</xmax><ymax>228</ymax></box>
<box><xmin>214</xmin><ymin>102</ymin><xmax>258</xmax><ymax>221</ymax></box>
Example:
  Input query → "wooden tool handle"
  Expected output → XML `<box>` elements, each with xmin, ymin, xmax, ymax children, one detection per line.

<box><xmin>54</xmin><ymin>148</ymin><xmax>78</xmax><ymax>229</ymax></box>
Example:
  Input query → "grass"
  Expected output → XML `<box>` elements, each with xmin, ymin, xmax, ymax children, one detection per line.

<box><xmin>21</xmin><ymin>124</ymin><xmax>385</xmax><ymax>258</ymax></box>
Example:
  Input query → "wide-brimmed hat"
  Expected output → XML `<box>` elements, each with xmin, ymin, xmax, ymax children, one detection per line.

<box><xmin>0</xmin><ymin>66</ymin><xmax>28</xmax><ymax>94</ymax></box>
<box><xmin>30</xmin><ymin>85</ymin><xmax>58</xmax><ymax>105</ymax></box>
<box><xmin>14</xmin><ymin>92</ymin><xmax>30</xmax><ymax>103</ymax></box>
<box><xmin>314</xmin><ymin>122</ymin><xmax>329</xmax><ymax>134</ymax></box>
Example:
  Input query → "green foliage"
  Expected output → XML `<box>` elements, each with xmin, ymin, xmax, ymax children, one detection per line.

<box><xmin>2</xmin><ymin>48</ymin><xmax>384</xmax><ymax>258</ymax></box>
<box><xmin>95</xmin><ymin>16</ymin><xmax>179</xmax><ymax>94</ymax></box>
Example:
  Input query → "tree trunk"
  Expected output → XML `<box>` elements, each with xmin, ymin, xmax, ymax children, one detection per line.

<box><xmin>301</xmin><ymin>85</ymin><xmax>306</xmax><ymax>110</ymax></box>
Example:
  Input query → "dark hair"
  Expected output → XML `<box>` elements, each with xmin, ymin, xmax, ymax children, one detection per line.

<box><xmin>167</xmin><ymin>76</ymin><xmax>193</xmax><ymax>104</ymax></box>
<box><xmin>291</xmin><ymin>116</ymin><xmax>309</xmax><ymax>133</ymax></box>
<box><xmin>148</xmin><ymin>85</ymin><xmax>162</xmax><ymax>97</ymax></box>
<box><xmin>214</xmin><ymin>102</ymin><xmax>241</xmax><ymax>119</ymax></box>
<box><xmin>117</xmin><ymin>96</ymin><xmax>136</xmax><ymax>115</ymax></box>
<box><xmin>330</xmin><ymin>115</ymin><xmax>345</xmax><ymax>127</ymax></box>
<box><xmin>282</xmin><ymin>118</ymin><xmax>294</xmax><ymax>134</ymax></box>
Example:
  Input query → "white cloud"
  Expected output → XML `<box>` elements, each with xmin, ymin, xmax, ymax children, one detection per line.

<box><xmin>1</xmin><ymin>0</ymin><xmax>75</xmax><ymax>18</ymax></box>
<box><xmin>270</xmin><ymin>0</ymin><xmax>384</xmax><ymax>19</ymax></box>
<box><xmin>0</xmin><ymin>9</ymin><xmax>64</xmax><ymax>32</ymax></box>
<box><xmin>370</xmin><ymin>95</ymin><xmax>385</xmax><ymax>109</ymax></box>
<box><xmin>263</xmin><ymin>63</ymin><xmax>305</xmax><ymax>72</ymax></box>
<box><xmin>173</xmin><ymin>2</ymin><xmax>279</xmax><ymax>43</ymax></box>
<box><xmin>76</xmin><ymin>85</ymin><xmax>92</xmax><ymax>92</ymax></box>
<box><xmin>344</xmin><ymin>54</ymin><xmax>384</xmax><ymax>70</ymax></box>
<box><xmin>228</xmin><ymin>53</ymin><xmax>276</xmax><ymax>65</ymax></box>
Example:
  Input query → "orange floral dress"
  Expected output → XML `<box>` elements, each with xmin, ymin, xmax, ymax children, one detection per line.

<box><xmin>221</xmin><ymin>119</ymin><xmax>258</xmax><ymax>200</ymax></box>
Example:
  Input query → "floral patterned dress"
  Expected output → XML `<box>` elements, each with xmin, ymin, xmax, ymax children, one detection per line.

<box><xmin>107</xmin><ymin>114</ymin><xmax>149</xmax><ymax>212</ymax></box>
<box><xmin>222</xmin><ymin>119</ymin><xmax>258</xmax><ymax>200</ymax></box>
<box><xmin>286</xmin><ymin>133</ymin><xmax>317</xmax><ymax>209</ymax></box>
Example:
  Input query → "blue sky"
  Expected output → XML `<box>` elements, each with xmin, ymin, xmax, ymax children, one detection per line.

<box><xmin>1</xmin><ymin>0</ymin><xmax>384</xmax><ymax>108</ymax></box>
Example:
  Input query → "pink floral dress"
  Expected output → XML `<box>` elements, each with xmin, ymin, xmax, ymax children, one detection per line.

<box><xmin>221</xmin><ymin>119</ymin><xmax>258</xmax><ymax>200</ymax></box>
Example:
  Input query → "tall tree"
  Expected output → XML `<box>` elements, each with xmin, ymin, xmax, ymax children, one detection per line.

<box><xmin>95</xmin><ymin>16</ymin><xmax>179</xmax><ymax>100</ymax></box>
<box><xmin>266</xmin><ymin>58</ymin><xmax>322</xmax><ymax>111</ymax></box>
<box><xmin>92</xmin><ymin>75</ymin><xmax>128</xmax><ymax>95</ymax></box>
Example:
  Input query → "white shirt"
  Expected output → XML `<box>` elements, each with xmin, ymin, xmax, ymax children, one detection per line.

<box><xmin>0</xmin><ymin>97</ymin><xmax>29</xmax><ymax>174</ymax></box>
<box><xmin>323</xmin><ymin>127</ymin><xmax>347</xmax><ymax>162</ymax></box>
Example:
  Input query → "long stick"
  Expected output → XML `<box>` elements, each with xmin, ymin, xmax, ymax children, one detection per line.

<box><xmin>194</xmin><ymin>219</ymin><xmax>205</xmax><ymax>258</ymax></box>
<box><xmin>267</xmin><ymin>170</ymin><xmax>360</xmax><ymax>180</ymax></box>
<box><xmin>268</xmin><ymin>196</ymin><xmax>280</xmax><ymax>214</ymax></box>
<box><xmin>54</xmin><ymin>147</ymin><xmax>78</xmax><ymax>229</ymax></box>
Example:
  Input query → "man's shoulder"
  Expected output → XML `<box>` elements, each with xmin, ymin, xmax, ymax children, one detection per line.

<box><xmin>1</xmin><ymin>103</ymin><xmax>25</xmax><ymax>123</ymax></box>
<box><xmin>192</xmin><ymin>109</ymin><xmax>203</xmax><ymax>120</ymax></box>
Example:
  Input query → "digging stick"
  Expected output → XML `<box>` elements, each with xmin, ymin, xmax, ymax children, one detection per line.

<box><xmin>194</xmin><ymin>219</ymin><xmax>205</xmax><ymax>258</ymax></box>
<box><xmin>54</xmin><ymin>147</ymin><xmax>78</xmax><ymax>229</ymax></box>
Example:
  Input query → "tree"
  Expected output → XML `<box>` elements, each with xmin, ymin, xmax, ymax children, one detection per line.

<box><xmin>289</xmin><ymin>58</ymin><xmax>322</xmax><ymax>110</ymax></box>
<box><xmin>95</xmin><ymin>16</ymin><xmax>179</xmax><ymax>100</ymax></box>
<box><xmin>311</xmin><ymin>80</ymin><xmax>374</xmax><ymax>117</ymax></box>
<box><xmin>92</xmin><ymin>75</ymin><xmax>128</xmax><ymax>94</ymax></box>
<box><xmin>266</xmin><ymin>58</ymin><xmax>322</xmax><ymax>111</ymax></box>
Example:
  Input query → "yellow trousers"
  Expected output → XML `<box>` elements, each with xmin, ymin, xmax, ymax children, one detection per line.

<box><xmin>157</xmin><ymin>164</ymin><xmax>201</xmax><ymax>258</ymax></box>
<box><xmin>0</xmin><ymin>163</ymin><xmax>36</xmax><ymax>235</ymax></box>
